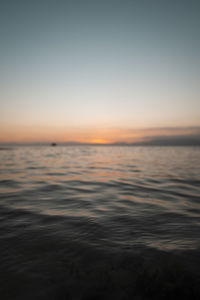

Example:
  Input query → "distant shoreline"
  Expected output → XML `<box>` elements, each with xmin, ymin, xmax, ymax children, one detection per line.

<box><xmin>0</xmin><ymin>143</ymin><xmax>200</xmax><ymax>148</ymax></box>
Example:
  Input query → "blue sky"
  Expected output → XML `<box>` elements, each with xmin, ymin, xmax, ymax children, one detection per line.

<box><xmin>0</xmin><ymin>0</ymin><xmax>200</xmax><ymax>143</ymax></box>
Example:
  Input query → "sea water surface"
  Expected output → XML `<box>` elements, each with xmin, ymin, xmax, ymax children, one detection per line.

<box><xmin>0</xmin><ymin>146</ymin><xmax>200</xmax><ymax>299</ymax></box>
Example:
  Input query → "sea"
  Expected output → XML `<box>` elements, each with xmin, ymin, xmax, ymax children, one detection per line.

<box><xmin>0</xmin><ymin>145</ymin><xmax>200</xmax><ymax>299</ymax></box>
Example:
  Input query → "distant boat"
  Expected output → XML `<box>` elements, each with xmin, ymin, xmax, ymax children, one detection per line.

<box><xmin>51</xmin><ymin>143</ymin><xmax>57</xmax><ymax>146</ymax></box>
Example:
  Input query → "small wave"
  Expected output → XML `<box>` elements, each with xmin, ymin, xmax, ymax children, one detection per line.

<box><xmin>0</xmin><ymin>179</ymin><xmax>20</xmax><ymax>188</ymax></box>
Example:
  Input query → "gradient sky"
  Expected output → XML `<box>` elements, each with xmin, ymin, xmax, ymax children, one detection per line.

<box><xmin>0</xmin><ymin>0</ymin><xmax>200</xmax><ymax>143</ymax></box>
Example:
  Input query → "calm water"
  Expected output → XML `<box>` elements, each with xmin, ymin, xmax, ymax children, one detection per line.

<box><xmin>0</xmin><ymin>146</ymin><xmax>200</xmax><ymax>299</ymax></box>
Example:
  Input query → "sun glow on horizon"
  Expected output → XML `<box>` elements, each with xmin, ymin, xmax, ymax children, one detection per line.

<box><xmin>90</xmin><ymin>139</ymin><xmax>110</xmax><ymax>144</ymax></box>
<box><xmin>0</xmin><ymin>125</ymin><xmax>199</xmax><ymax>145</ymax></box>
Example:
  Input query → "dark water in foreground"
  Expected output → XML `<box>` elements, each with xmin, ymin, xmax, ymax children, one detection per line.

<box><xmin>0</xmin><ymin>146</ymin><xmax>200</xmax><ymax>299</ymax></box>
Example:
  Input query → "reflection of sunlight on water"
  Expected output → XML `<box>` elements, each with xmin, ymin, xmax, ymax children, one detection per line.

<box><xmin>13</xmin><ymin>205</ymin><xmax>33</xmax><ymax>211</ymax></box>
<box><xmin>0</xmin><ymin>188</ymin><xmax>21</xmax><ymax>193</ymax></box>
<box><xmin>44</xmin><ymin>208</ymin><xmax>98</xmax><ymax>218</ymax></box>
<box><xmin>149</xmin><ymin>239</ymin><xmax>199</xmax><ymax>251</ymax></box>
<box><xmin>43</xmin><ymin>209</ymin><xmax>68</xmax><ymax>216</ymax></box>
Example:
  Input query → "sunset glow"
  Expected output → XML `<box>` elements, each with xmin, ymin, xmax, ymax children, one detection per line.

<box><xmin>0</xmin><ymin>0</ymin><xmax>200</xmax><ymax>145</ymax></box>
<box><xmin>90</xmin><ymin>139</ymin><xmax>110</xmax><ymax>144</ymax></box>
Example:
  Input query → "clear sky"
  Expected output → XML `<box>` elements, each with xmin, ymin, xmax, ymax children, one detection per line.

<box><xmin>0</xmin><ymin>0</ymin><xmax>200</xmax><ymax>143</ymax></box>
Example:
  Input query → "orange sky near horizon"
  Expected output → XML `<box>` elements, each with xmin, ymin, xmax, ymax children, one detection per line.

<box><xmin>0</xmin><ymin>125</ymin><xmax>199</xmax><ymax>144</ymax></box>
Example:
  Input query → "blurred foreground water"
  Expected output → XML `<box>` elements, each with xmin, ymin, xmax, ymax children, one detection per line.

<box><xmin>0</xmin><ymin>146</ymin><xmax>200</xmax><ymax>299</ymax></box>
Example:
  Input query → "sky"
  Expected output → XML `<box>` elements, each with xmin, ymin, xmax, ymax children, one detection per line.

<box><xmin>0</xmin><ymin>0</ymin><xmax>200</xmax><ymax>144</ymax></box>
